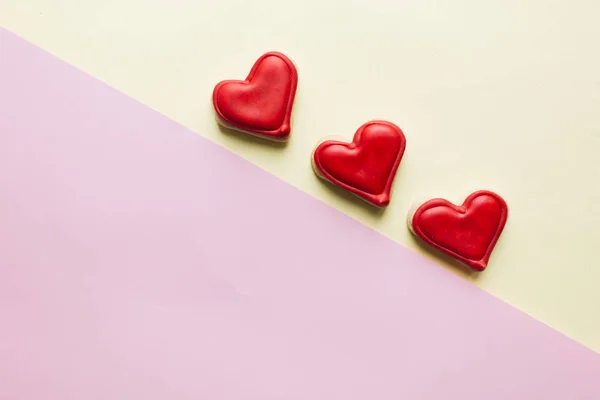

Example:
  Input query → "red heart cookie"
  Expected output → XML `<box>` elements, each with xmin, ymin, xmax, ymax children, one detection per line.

<box><xmin>312</xmin><ymin>120</ymin><xmax>406</xmax><ymax>207</ymax></box>
<box><xmin>212</xmin><ymin>52</ymin><xmax>298</xmax><ymax>141</ymax></box>
<box><xmin>409</xmin><ymin>190</ymin><xmax>508</xmax><ymax>271</ymax></box>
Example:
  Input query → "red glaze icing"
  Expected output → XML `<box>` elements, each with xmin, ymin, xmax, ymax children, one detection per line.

<box><xmin>212</xmin><ymin>52</ymin><xmax>298</xmax><ymax>140</ymax></box>
<box><xmin>312</xmin><ymin>120</ymin><xmax>406</xmax><ymax>207</ymax></box>
<box><xmin>410</xmin><ymin>190</ymin><xmax>508</xmax><ymax>271</ymax></box>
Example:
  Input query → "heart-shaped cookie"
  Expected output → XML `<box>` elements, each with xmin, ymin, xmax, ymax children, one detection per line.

<box><xmin>312</xmin><ymin>120</ymin><xmax>406</xmax><ymax>207</ymax></box>
<box><xmin>408</xmin><ymin>190</ymin><xmax>508</xmax><ymax>271</ymax></box>
<box><xmin>212</xmin><ymin>52</ymin><xmax>298</xmax><ymax>141</ymax></box>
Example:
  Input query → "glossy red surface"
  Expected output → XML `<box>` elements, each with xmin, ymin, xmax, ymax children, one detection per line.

<box><xmin>312</xmin><ymin>120</ymin><xmax>406</xmax><ymax>207</ymax></box>
<box><xmin>411</xmin><ymin>190</ymin><xmax>508</xmax><ymax>271</ymax></box>
<box><xmin>213</xmin><ymin>52</ymin><xmax>297</xmax><ymax>140</ymax></box>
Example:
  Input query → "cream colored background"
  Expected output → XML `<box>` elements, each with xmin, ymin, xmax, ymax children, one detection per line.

<box><xmin>1</xmin><ymin>0</ymin><xmax>599</xmax><ymax>352</ymax></box>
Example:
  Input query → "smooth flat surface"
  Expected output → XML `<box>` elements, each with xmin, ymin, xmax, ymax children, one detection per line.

<box><xmin>1</xmin><ymin>28</ymin><xmax>600</xmax><ymax>399</ymax></box>
<box><xmin>1</xmin><ymin>0</ymin><xmax>600</xmax><ymax>353</ymax></box>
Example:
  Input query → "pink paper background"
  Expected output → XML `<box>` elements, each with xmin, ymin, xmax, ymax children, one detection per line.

<box><xmin>1</xmin><ymin>28</ymin><xmax>599</xmax><ymax>399</ymax></box>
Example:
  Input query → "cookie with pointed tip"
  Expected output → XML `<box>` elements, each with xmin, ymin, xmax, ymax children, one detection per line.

<box><xmin>408</xmin><ymin>190</ymin><xmax>508</xmax><ymax>271</ymax></box>
<box><xmin>212</xmin><ymin>52</ymin><xmax>298</xmax><ymax>141</ymax></box>
<box><xmin>311</xmin><ymin>120</ymin><xmax>406</xmax><ymax>207</ymax></box>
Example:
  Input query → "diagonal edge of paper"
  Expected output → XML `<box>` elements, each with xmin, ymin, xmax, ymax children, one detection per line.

<box><xmin>1</xmin><ymin>27</ymin><xmax>599</xmax><ymax>400</ymax></box>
